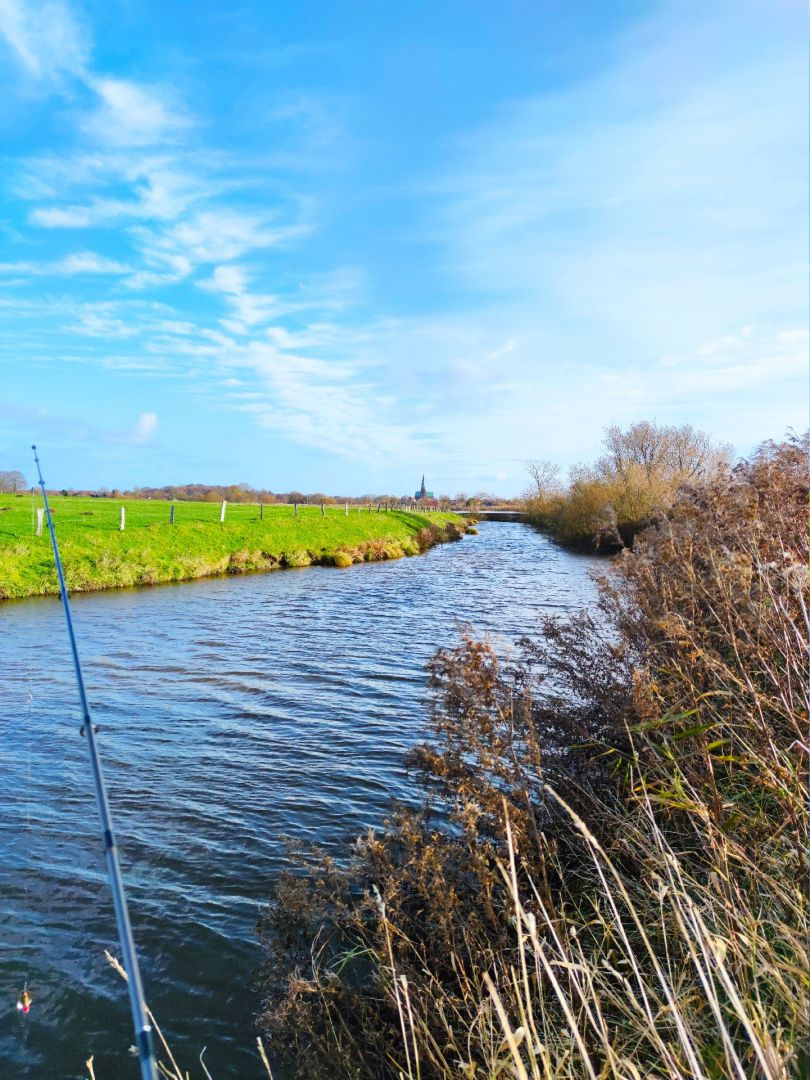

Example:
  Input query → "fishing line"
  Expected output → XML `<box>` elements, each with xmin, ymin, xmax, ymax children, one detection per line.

<box><xmin>31</xmin><ymin>446</ymin><xmax>157</xmax><ymax>1080</ymax></box>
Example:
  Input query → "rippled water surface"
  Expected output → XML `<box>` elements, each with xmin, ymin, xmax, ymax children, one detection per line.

<box><xmin>0</xmin><ymin>523</ymin><xmax>598</xmax><ymax>1078</ymax></box>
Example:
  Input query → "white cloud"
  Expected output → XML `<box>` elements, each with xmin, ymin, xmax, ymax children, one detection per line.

<box><xmin>232</xmin><ymin>341</ymin><xmax>431</xmax><ymax>461</ymax></box>
<box><xmin>198</xmin><ymin>264</ymin><xmax>306</xmax><ymax>331</ymax></box>
<box><xmin>3</xmin><ymin>0</ymin><xmax>312</xmax><ymax>328</ymax></box>
<box><xmin>139</xmin><ymin>210</ymin><xmax>307</xmax><ymax>268</ymax></box>
<box><xmin>0</xmin><ymin>251</ymin><xmax>131</xmax><ymax>275</ymax></box>
<box><xmin>70</xmin><ymin>306</ymin><xmax>141</xmax><ymax>338</ymax></box>
<box><xmin>26</xmin><ymin>154</ymin><xmax>217</xmax><ymax>229</ymax></box>
<box><xmin>83</xmin><ymin>76</ymin><xmax>192</xmax><ymax>147</ymax></box>
<box><xmin>64</xmin><ymin>252</ymin><xmax>127</xmax><ymax>274</ymax></box>
<box><xmin>0</xmin><ymin>0</ymin><xmax>88</xmax><ymax>83</ymax></box>
<box><xmin>132</xmin><ymin>411</ymin><xmax>158</xmax><ymax>443</ymax></box>
<box><xmin>202</xmin><ymin>264</ymin><xmax>249</xmax><ymax>297</ymax></box>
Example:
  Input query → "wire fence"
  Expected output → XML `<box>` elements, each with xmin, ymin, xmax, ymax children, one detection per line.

<box><xmin>0</xmin><ymin>495</ymin><xmax>451</xmax><ymax>540</ymax></box>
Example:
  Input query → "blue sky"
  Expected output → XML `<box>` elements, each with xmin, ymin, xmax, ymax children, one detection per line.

<box><xmin>0</xmin><ymin>0</ymin><xmax>805</xmax><ymax>495</ymax></box>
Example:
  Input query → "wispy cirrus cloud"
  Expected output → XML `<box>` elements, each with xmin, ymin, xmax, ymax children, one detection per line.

<box><xmin>0</xmin><ymin>0</ymin><xmax>312</xmax><ymax>300</ymax></box>
<box><xmin>0</xmin><ymin>251</ymin><xmax>131</xmax><ymax>276</ymax></box>
<box><xmin>213</xmin><ymin>340</ymin><xmax>437</xmax><ymax>463</ymax></box>
<box><xmin>0</xmin><ymin>0</ymin><xmax>88</xmax><ymax>82</ymax></box>
<box><xmin>131</xmin><ymin>210</ymin><xmax>309</xmax><ymax>285</ymax></box>
<box><xmin>82</xmin><ymin>76</ymin><xmax>193</xmax><ymax>147</ymax></box>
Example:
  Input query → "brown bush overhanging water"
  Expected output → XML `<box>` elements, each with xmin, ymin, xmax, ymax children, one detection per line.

<box><xmin>257</xmin><ymin>434</ymin><xmax>808</xmax><ymax>1080</ymax></box>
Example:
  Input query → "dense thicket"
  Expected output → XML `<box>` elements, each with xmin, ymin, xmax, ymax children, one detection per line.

<box><xmin>525</xmin><ymin>421</ymin><xmax>730</xmax><ymax>550</ymax></box>
<box><xmin>257</xmin><ymin>434</ymin><xmax>808</xmax><ymax>1079</ymax></box>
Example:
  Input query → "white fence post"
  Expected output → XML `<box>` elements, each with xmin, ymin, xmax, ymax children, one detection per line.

<box><xmin>119</xmin><ymin>506</ymin><xmax>126</xmax><ymax>531</ymax></box>
<box><xmin>220</xmin><ymin>500</ymin><xmax>227</xmax><ymax>523</ymax></box>
<box><xmin>36</xmin><ymin>507</ymin><xmax>44</xmax><ymax>536</ymax></box>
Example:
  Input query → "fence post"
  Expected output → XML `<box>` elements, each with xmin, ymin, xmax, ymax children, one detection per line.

<box><xmin>294</xmin><ymin>502</ymin><xmax>298</xmax><ymax>517</ymax></box>
<box><xmin>119</xmin><ymin>506</ymin><xmax>126</xmax><ymax>531</ymax></box>
<box><xmin>345</xmin><ymin>501</ymin><xmax>348</xmax><ymax>516</ymax></box>
<box><xmin>36</xmin><ymin>507</ymin><xmax>44</xmax><ymax>536</ymax></box>
<box><xmin>260</xmin><ymin>502</ymin><xmax>264</xmax><ymax>520</ymax></box>
<box><xmin>170</xmin><ymin>504</ymin><xmax>175</xmax><ymax>525</ymax></box>
<box><xmin>220</xmin><ymin>500</ymin><xmax>227</xmax><ymax>523</ymax></box>
<box><xmin>321</xmin><ymin>503</ymin><xmax>325</xmax><ymax>517</ymax></box>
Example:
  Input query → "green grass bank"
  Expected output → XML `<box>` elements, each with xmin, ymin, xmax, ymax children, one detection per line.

<box><xmin>0</xmin><ymin>496</ymin><xmax>467</xmax><ymax>600</ymax></box>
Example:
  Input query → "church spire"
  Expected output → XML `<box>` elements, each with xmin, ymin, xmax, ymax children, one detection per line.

<box><xmin>414</xmin><ymin>474</ymin><xmax>432</xmax><ymax>500</ymax></box>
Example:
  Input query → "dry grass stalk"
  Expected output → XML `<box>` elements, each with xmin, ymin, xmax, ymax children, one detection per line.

<box><xmin>257</xmin><ymin>435</ymin><xmax>808</xmax><ymax>1079</ymax></box>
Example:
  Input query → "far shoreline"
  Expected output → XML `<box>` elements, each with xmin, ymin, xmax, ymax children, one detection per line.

<box><xmin>0</xmin><ymin>498</ymin><xmax>472</xmax><ymax>602</ymax></box>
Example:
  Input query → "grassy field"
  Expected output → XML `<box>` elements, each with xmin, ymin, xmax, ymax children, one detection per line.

<box><xmin>0</xmin><ymin>495</ymin><xmax>465</xmax><ymax>600</ymax></box>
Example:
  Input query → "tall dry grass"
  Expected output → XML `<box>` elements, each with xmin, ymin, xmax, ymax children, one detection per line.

<box><xmin>258</xmin><ymin>435</ymin><xmax>808</xmax><ymax>1079</ymax></box>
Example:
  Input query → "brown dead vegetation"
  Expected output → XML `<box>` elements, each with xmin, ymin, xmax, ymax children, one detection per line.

<box><xmin>257</xmin><ymin>435</ymin><xmax>808</xmax><ymax>1079</ymax></box>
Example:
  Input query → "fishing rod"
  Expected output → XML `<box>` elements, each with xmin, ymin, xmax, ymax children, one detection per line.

<box><xmin>31</xmin><ymin>446</ymin><xmax>157</xmax><ymax>1080</ymax></box>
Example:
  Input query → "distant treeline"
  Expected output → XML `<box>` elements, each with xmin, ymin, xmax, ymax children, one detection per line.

<box><xmin>125</xmin><ymin>484</ymin><xmax>334</xmax><ymax>504</ymax></box>
<box><xmin>124</xmin><ymin>485</ymin><xmax>444</xmax><ymax>505</ymax></box>
<box><xmin>50</xmin><ymin>482</ymin><xmax>513</xmax><ymax>508</ymax></box>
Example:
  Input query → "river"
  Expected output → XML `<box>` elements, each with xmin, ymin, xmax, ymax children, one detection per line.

<box><xmin>0</xmin><ymin>523</ymin><xmax>598</xmax><ymax>1079</ymax></box>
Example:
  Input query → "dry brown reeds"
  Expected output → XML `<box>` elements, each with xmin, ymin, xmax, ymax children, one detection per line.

<box><xmin>257</xmin><ymin>434</ymin><xmax>808</xmax><ymax>1079</ymax></box>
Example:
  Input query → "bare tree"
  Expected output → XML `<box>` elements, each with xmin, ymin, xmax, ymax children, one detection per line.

<box><xmin>0</xmin><ymin>469</ymin><xmax>26</xmax><ymax>493</ymax></box>
<box><xmin>598</xmin><ymin>422</ymin><xmax>729</xmax><ymax>486</ymax></box>
<box><xmin>666</xmin><ymin>424</ymin><xmax>731</xmax><ymax>480</ymax></box>
<box><xmin>525</xmin><ymin>459</ymin><xmax>561</xmax><ymax>499</ymax></box>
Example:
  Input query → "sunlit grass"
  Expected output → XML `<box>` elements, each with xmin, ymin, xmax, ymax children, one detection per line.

<box><xmin>0</xmin><ymin>495</ymin><xmax>464</xmax><ymax>599</ymax></box>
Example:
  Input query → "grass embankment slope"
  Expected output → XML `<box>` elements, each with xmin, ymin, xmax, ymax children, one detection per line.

<box><xmin>0</xmin><ymin>496</ymin><xmax>466</xmax><ymax>600</ymax></box>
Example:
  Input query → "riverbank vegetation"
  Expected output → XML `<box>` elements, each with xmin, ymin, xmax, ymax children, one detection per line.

<box><xmin>525</xmin><ymin>420</ymin><xmax>730</xmax><ymax>551</ymax></box>
<box><xmin>258</xmin><ymin>434</ymin><xmax>808</xmax><ymax>1078</ymax></box>
<box><xmin>0</xmin><ymin>496</ymin><xmax>466</xmax><ymax>599</ymax></box>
